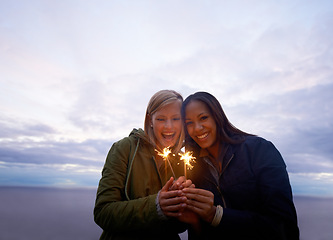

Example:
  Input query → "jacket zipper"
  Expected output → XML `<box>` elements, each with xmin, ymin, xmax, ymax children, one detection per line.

<box><xmin>216</xmin><ymin>185</ymin><xmax>227</xmax><ymax>208</ymax></box>
<box><xmin>202</xmin><ymin>176</ymin><xmax>227</xmax><ymax>208</ymax></box>
<box><xmin>204</xmin><ymin>153</ymin><xmax>234</xmax><ymax>208</ymax></box>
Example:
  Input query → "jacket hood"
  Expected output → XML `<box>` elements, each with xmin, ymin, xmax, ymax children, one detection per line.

<box><xmin>129</xmin><ymin>128</ymin><xmax>150</xmax><ymax>144</ymax></box>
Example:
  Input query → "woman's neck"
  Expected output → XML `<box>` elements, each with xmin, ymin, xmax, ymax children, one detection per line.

<box><xmin>207</xmin><ymin>141</ymin><xmax>220</xmax><ymax>160</ymax></box>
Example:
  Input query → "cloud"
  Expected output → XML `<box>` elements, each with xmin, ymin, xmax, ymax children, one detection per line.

<box><xmin>225</xmin><ymin>82</ymin><xmax>333</xmax><ymax>168</ymax></box>
<box><xmin>290</xmin><ymin>172</ymin><xmax>333</xmax><ymax>196</ymax></box>
<box><xmin>0</xmin><ymin>118</ymin><xmax>56</xmax><ymax>139</ymax></box>
<box><xmin>1</xmin><ymin>0</ymin><xmax>333</xmax><ymax>194</ymax></box>
<box><xmin>0</xmin><ymin>137</ymin><xmax>111</xmax><ymax>186</ymax></box>
<box><xmin>0</xmin><ymin>138</ymin><xmax>110</xmax><ymax>164</ymax></box>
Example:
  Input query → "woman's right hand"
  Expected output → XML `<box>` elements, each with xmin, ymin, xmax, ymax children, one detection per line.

<box><xmin>158</xmin><ymin>177</ymin><xmax>187</xmax><ymax>218</ymax></box>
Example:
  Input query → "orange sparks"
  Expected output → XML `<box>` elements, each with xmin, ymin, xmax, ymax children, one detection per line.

<box><xmin>157</xmin><ymin>147</ymin><xmax>172</xmax><ymax>159</ymax></box>
<box><xmin>155</xmin><ymin>147</ymin><xmax>176</xmax><ymax>179</ymax></box>
<box><xmin>179</xmin><ymin>151</ymin><xmax>196</xmax><ymax>170</ymax></box>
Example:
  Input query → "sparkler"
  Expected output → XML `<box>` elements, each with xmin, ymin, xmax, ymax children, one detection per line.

<box><xmin>179</xmin><ymin>151</ymin><xmax>196</xmax><ymax>179</ymax></box>
<box><xmin>156</xmin><ymin>147</ymin><xmax>176</xmax><ymax>179</ymax></box>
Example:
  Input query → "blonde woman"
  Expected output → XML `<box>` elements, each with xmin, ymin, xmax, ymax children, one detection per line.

<box><xmin>94</xmin><ymin>90</ymin><xmax>190</xmax><ymax>240</ymax></box>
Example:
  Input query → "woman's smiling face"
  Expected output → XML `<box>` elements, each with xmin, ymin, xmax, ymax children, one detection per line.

<box><xmin>151</xmin><ymin>100</ymin><xmax>182</xmax><ymax>150</ymax></box>
<box><xmin>185</xmin><ymin>100</ymin><xmax>218</xmax><ymax>154</ymax></box>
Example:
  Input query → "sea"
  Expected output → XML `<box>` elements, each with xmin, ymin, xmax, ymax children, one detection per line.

<box><xmin>0</xmin><ymin>186</ymin><xmax>332</xmax><ymax>240</ymax></box>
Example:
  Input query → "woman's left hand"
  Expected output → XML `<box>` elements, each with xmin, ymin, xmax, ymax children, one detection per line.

<box><xmin>182</xmin><ymin>187</ymin><xmax>216</xmax><ymax>223</ymax></box>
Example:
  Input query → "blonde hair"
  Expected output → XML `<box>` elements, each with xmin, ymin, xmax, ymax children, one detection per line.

<box><xmin>144</xmin><ymin>90</ymin><xmax>184</xmax><ymax>153</ymax></box>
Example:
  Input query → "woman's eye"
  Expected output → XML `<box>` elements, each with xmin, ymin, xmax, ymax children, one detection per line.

<box><xmin>173</xmin><ymin>117</ymin><xmax>180</xmax><ymax>121</ymax></box>
<box><xmin>185</xmin><ymin>121</ymin><xmax>193</xmax><ymax>126</ymax></box>
<box><xmin>201</xmin><ymin>116</ymin><xmax>208</xmax><ymax>121</ymax></box>
<box><xmin>157</xmin><ymin>118</ymin><xmax>165</xmax><ymax>121</ymax></box>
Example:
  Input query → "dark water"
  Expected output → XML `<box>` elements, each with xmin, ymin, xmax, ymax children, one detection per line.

<box><xmin>294</xmin><ymin>195</ymin><xmax>333</xmax><ymax>240</ymax></box>
<box><xmin>0</xmin><ymin>187</ymin><xmax>332</xmax><ymax>240</ymax></box>
<box><xmin>0</xmin><ymin>187</ymin><xmax>101</xmax><ymax>240</ymax></box>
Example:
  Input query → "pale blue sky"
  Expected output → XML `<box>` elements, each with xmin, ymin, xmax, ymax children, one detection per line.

<box><xmin>1</xmin><ymin>0</ymin><xmax>333</xmax><ymax>196</ymax></box>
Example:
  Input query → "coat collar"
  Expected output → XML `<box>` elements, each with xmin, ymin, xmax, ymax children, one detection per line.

<box><xmin>195</xmin><ymin>142</ymin><xmax>235</xmax><ymax>181</ymax></box>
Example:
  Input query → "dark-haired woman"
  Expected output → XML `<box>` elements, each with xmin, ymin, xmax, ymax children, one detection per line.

<box><xmin>180</xmin><ymin>92</ymin><xmax>299</xmax><ymax>240</ymax></box>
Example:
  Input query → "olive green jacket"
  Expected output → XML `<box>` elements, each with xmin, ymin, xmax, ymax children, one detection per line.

<box><xmin>94</xmin><ymin>129</ymin><xmax>186</xmax><ymax>240</ymax></box>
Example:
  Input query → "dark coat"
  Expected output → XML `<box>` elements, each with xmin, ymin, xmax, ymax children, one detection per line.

<box><xmin>188</xmin><ymin>136</ymin><xmax>299</xmax><ymax>240</ymax></box>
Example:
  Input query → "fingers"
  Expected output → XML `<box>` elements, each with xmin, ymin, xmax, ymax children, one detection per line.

<box><xmin>159</xmin><ymin>190</ymin><xmax>187</xmax><ymax>217</ymax></box>
<box><xmin>169</xmin><ymin>176</ymin><xmax>193</xmax><ymax>190</ymax></box>
<box><xmin>159</xmin><ymin>177</ymin><xmax>207</xmax><ymax>219</ymax></box>
<box><xmin>161</xmin><ymin>177</ymin><xmax>174</xmax><ymax>192</ymax></box>
<box><xmin>182</xmin><ymin>187</ymin><xmax>213</xmax><ymax>198</ymax></box>
<box><xmin>185</xmin><ymin>192</ymin><xmax>213</xmax><ymax>210</ymax></box>
<box><xmin>185</xmin><ymin>204</ymin><xmax>215</xmax><ymax>223</ymax></box>
<box><xmin>182</xmin><ymin>188</ymin><xmax>216</xmax><ymax>223</ymax></box>
<box><xmin>177</xmin><ymin>208</ymin><xmax>200</xmax><ymax>225</ymax></box>
<box><xmin>160</xmin><ymin>196</ymin><xmax>187</xmax><ymax>213</ymax></box>
<box><xmin>169</xmin><ymin>176</ymin><xmax>185</xmax><ymax>190</ymax></box>
<box><xmin>160</xmin><ymin>189</ymin><xmax>182</xmax><ymax>200</ymax></box>
<box><xmin>160</xmin><ymin>177</ymin><xmax>188</xmax><ymax>216</ymax></box>
<box><xmin>182</xmin><ymin>179</ymin><xmax>193</xmax><ymax>188</ymax></box>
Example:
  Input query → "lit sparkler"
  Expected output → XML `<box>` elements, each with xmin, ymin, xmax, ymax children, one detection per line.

<box><xmin>156</xmin><ymin>147</ymin><xmax>176</xmax><ymax>179</ymax></box>
<box><xmin>179</xmin><ymin>151</ymin><xmax>196</xmax><ymax>178</ymax></box>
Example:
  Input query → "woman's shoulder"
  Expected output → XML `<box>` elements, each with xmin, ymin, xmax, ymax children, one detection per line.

<box><xmin>112</xmin><ymin>128</ymin><xmax>145</xmax><ymax>148</ymax></box>
<box><xmin>240</xmin><ymin>135</ymin><xmax>276</xmax><ymax>150</ymax></box>
<box><xmin>106</xmin><ymin>129</ymin><xmax>152</xmax><ymax>161</ymax></box>
<box><xmin>237</xmin><ymin>136</ymin><xmax>284</xmax><ymax>162</ymax></box>
<box><xmin>242</xmin><ymin>135</ymin><xmax>269</xmax><ymax>143</ymax></box>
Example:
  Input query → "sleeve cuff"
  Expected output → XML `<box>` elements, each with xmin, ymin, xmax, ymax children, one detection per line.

<box><xmin>211</xmin><ymin>205</ymin><xmax>223</xmax><ymax>227</ymax></box>
<box><xmin>155</xmin><ymin>190</ymin><xmax>168</xmax><ymax>220</ymax></box>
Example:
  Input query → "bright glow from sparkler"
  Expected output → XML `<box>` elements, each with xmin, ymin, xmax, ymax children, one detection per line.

<box><xmin>156</xmin><ymin>147</ymin><xmax>172</xmax><ymax>159</ymax></box>
<box><xmin>179</xmin><ymin>151</ymin><xmax>196</xmax><ymax>170</ymax></box>
<box><xmin>155</xmin><ymin>147</ymin><xmax>176</xmax><ymax>178</ymax></box>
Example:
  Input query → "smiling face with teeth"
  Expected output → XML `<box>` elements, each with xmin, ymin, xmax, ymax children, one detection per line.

<box><xmin>150</xmin><ymin>100</ymin><xmax>182</xmax><ymax>151</ymax></box>
<box><xmin>185</xmin><ymin>100</ymin><xmax>219</xmax><ymax>157</ymax></box>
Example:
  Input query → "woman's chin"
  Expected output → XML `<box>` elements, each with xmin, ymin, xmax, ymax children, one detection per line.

<box><xmin>161</xmin><ymin>141</ymin><xmax>175</xmax><ymax>149</ymax></box>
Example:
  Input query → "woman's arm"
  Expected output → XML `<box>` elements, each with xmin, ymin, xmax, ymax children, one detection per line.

<box><xmin>181</xmin><ymin>139</ymin><xmax>299</xmax><ymax>239</ymax></box>
<box><xmin>94</xmin><ymin>139</ymin><xmax>162</xmax><ymax>232</ymax></box>
<box><xmin>94</xmin><ymin>138</ymin><xmax>188</xmax><ymax>233</ymax></box>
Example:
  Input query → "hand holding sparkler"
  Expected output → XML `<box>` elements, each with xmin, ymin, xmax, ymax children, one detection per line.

<box><xmin>158</xmin><ymin>177</ymin><xmax>188</xmax><ymax>218</ymax></box>
<box><xmin>169</xmin><ymin>176</ymin><xmax>195</xmax><ymax>191</ymax></box>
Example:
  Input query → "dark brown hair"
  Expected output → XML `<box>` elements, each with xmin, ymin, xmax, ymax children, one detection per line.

<box><xmin>181</xmin><ymin>91</ymin><xmax>253</xmax><ymax>152</ymax></box>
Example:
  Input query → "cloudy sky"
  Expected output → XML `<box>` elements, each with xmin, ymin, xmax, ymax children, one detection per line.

<box><xmin>1</xmin><ymin>0</ymin><xmax>332</xmax><ymax>196</ymax></box>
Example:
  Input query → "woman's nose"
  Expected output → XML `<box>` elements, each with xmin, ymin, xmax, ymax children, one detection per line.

<box><xmin>164</xmin><ymin>119</ymin><xmax>172</xmax><ymax>128</ymax></box>
<box><xmin>194</xmin><ymin>122</ymin><xmax>203</xmax><ymax>131</ymax></box>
